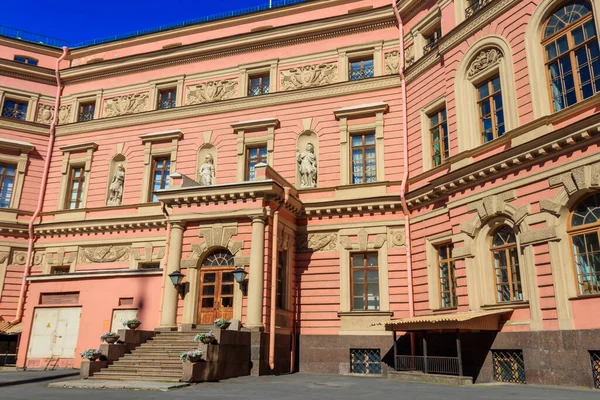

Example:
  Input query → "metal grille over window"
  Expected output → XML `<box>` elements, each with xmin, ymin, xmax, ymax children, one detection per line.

<box><xmin>492</xmin><ymin>350</ymin><xmax>526</xmax><ymax>384</ymax></box>
<box><xmin>349</xmin><ymin>58</ymin><xmax>374</xmax><ymax>81</ymax></box>
<box><xmin>77</xmin><ymin>102</ymin><xmax>95</xmax><ymax>122</ymax></box>
<box><xmin>350</xmin><ymin>349</ymin><xmax>381</xmax><ymax>375</ymax></box>
<box><xmin>465</xmin><ymin>0</ymin><xmax>494</xmax><ymax>19</ymax></box>
<box><xmin>248</xmin><ymin>75</ymin><xmax>270</xmax><ymax>96</ymax></box>
<box><xmin>2</xmin><ymin>99</ymin><xmax>28</xmax><ymax>120</ymax></box>
<box><xmin>591</xmin><ymin>351</ymin><xmax>600</xmax><ymax>389</ymax></box>
<box><xmin>158</xmin><ymin>88</ymin><xmax>177</xmax><ymax>109</ymax></box>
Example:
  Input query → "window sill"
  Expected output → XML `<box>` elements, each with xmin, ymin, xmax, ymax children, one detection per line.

<box><xmin>430</xmin><ymin>307</ymin><xmax>458</xmax><ymax>313</ymax></box>
<box><xmin>568</xmin><ymin>293</ymin><xmax>600</xmax><ymax>301</ymax></box>
<box><xmin>338</xmin><ymin>311</ymin><xmax>393</xmax><ymax>317</ymax></box>
<box><xmin>480</xmin><ymin>301</ymin><xmax>529</xmax><ymax>310</ymax></box>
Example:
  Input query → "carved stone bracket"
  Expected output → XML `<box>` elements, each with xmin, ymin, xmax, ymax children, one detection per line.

<box><xmin>280</xmin><ymin>62</ymin><xmax>337</xmax><ymax>91</ymax></box>
<box><xmin>297</xmin><ymin>233</ymin><xmax>338</xmax><ymax>253</ymax></box>
<box><xmin>103</xmin><ymin>92</ymin><xmax>149</xmax><ymax>117</ymax></box>
<box><xmin>79</xmin><ymin>246</ymin><xmax>130</xmax><ymax>263</ymax></box>
<box><xmin>385</xmin><ymin>51</ymin><xmax>400</xmax><ymax>75</ymax></box>
<box><xmin>131</xmin><ymin>243</ymin><xmax>166</xmax><ymax>263</ymax></box>
<box><xmin>549</xmin><ymin>162</ymin><xmax>600</xmax><ymax>196</ymax></box>
<box><xmin>468</xmin><ymin>48</ymin><xmax>503</xmax><ymax>79</ymax></box>
<box><xmin>46</xmin><ymin>248</ymin><xmax>77</xmax><ymax>267</ymax></box>
<box><xmin>186</xmin><ymin>79</ymin><xmax>239</xmax><ymax>105</ymax></box>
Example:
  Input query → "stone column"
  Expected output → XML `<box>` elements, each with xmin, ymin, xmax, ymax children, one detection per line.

<box><xmin>246</xmin><ymin>215</ymin><xmax>266</xmax><ymax>329</ymax></box>
<box><xmin>160</xmin><ymin>221</ymin><xmax>185</xmax><ymax>329</ymax></box>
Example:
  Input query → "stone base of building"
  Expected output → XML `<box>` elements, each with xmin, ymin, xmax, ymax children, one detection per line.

<box><xmin>388</xmin><ymin>371</ymin><xmax>473</xmax><ymax>385</ymax></box>
<box><xmin>250</xmin><ymin>332</ymin><xmax>292</xmax><ymax>376</ymax></box>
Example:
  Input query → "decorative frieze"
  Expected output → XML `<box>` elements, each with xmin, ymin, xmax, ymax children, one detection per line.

<box><xmin>297</xmin><ymin>233</ymin><xmax>338</xmax><ymax>253</ymax></box>
<box><xmin>279</xmin><ymin>63</ymin><xmax>337</xmax><ymax>91</ymax></box>
<box><xmin>103</xmin><ymin>92</ymin><xmax>149</xmax><ymax>117</ymax></box>
<box><xmin>80</xmin><ymin>246</ymin><xmax>130</xmax><ymax>263</ymax></box>
<box><xmin>36</xmin><ymin>104</ymin><xmax>54</xmax><ymax>124</ymax></box>
<box><xmin>58</xmin><ymin>105</ymin><xmax>72</xmax><ymax>124</ymax></box>
<box><xmin>11</xmin><ymin>251</ymin><xmax>44</xmax><ymax>266</ymax></box>
<box><xmin>186</xmin><ymin>79</ymin><xmax>238</xmax><ymax>105</ymax></box>
<box><xmin>468</xmin><ymin>48</ymin><xmax>503</xmax><ymax>79</ymax></box>
<box><xmin>131</xmin><ymin>244</ymin><xmax>165</xmax><ymax>263</ymax></box>
<box><xmin>385</xmin><ymin>51</ymin><xmax>400</xmax><ymax>75</ymax></box>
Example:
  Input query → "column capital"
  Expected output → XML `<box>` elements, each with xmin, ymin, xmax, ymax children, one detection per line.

<box><xmin>170</xmin><ymin>220</ymin><xmax>187</xmax><ymax>230</ymax></box>
<box><xmin>248</xmin><ymin>212</ymin><xmax>267</xmax><ymax>223</ymax></box>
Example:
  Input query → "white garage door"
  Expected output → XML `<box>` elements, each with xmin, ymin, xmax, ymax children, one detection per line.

<box><xmin>28</xmin><ymin>307</ymin><xmax>82</xmax><ymax>359</ymax></box>
<box><xmin>110</xmin><ymin>309</ymin><xmax>138</xmax><ymax>332</ymax></box>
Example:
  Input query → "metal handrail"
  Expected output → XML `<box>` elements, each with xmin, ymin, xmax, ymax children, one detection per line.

<box><xmin>465</xmin><ymin>0</ymin><xmax>495</xmax><ymax>19</ymax></box>
<box><xmin>0</xmin><ymin>0</ymin><xmax>311</xmax><ymax>49</ymax></box>
<box><xmin>423</xmin><ymin>38</ymin><xmax>440</xmax><ymax>55</ymax></box>
<box><xmin>396</xmin><ymin>355</ymin><xmax>460</xmax><ymax>376</ymax></box>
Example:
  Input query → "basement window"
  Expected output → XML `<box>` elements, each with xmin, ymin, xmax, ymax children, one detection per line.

<box><xmin>350</xmin><ymin>349</ymin><xmax>381</xmax><ymax>375</ymax></box>
<box><xmin>591</xmin><ymin>351</ymin><xmax>600</xmax><ymax>389</ymax></box>
<box><xmin>492</xmin><ymin>350</ymin><xmax>526</xmax><ymax>384</ymax></box>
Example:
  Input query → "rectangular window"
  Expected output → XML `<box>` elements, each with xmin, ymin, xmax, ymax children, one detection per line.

<box><xmin>351</xmin><ymin>253</ymin><xmax>379</xmax><ymax>311</ymax></box>
<box><xmin>423</xmin><ymin>26</ymin><xmax>442</xmax><ymax>55</ymax></box>
<box><xmin>14</xmin><ymin>56</ymin><xmax>38</xmax><ymax>66</ymax></box>
<box><xmin>39</xmin><ymin>292</ymin><xmax>80</xmax><ymax>305</ymax></box>
<box><xmin>477</xmin><ymin>76</ymin><xmax>505</xmax><ymax>143</ymax></box>
<box><xmin>66</xmin><ymin>166</ymin><xmax>85</xmax><ymax>210</ymax></box>
<box><xmin>2</xmin><ymin>99</ymin><xmax>28</xmax><ymax>120</ymax></box>
<box><xmin>571</xmin><ymin>232</ymin><xmax>600</xmax><ymax>295</ymax></box>
<box><xmin>248</xmin><ymin>74</ymin><xmax>270</xmax><ymax>96</ymax></box>
<box><xmin>492</xmin><ymin>350</ymin><xmax>526</xmax><ymax>384</ymax></box>
<box><xmin>350</xmin><ymin>349</ymin><xmax>382</xmax><ymax>375</ymax></box>
<box><xmin>436</xmin><ymin>243</ymin><xmax>457</xmax><ymax>309</ymax></box>
<box><xmin>150</xmin><ymin>157</ymin><xmax>171</xmax><ymax>202</ymax></box>
<box><xmin>429</xmin><ymin>108</ymin><xmax>449</xmax><ymax>167</ymax></box>
<box><xmin>0</xmin><ymin>164</ymin><xmax>16</xmax><ymax>208</ymax></box>
<box><xmin>157</xmin><ymin>88</ymin><xmax>177</xmax><ymax>109</ymax></box>
<box><xmin>50</xmin><ymin>266</ymin><xmax>70</xmax><ymax>275</ymax></box>
<box><xmin>590</xmin><ymin>351</ymin><xmax>600</xmax><ymax>389</ymax></box>
<box><xmin>139</xmin><ymin>262</ymin><xmax>161</xmax><ymax>269</ymax></box>
<box><xmin>77</xmin><ymin>102</ymin><xmax>95</xmax><ymax>122</ymax></box>
<box><xmin>349</xmin><ymin>57</ymin><xmax>375</xmax><ymax>81</ymax></box>
<box><xmin>276</xmin><ymin>250</ymin><xmax>287</xmax><ymax>309</ymax></box>
<box><xmin>351</xmin><ymin>133</ymin><xmax>376</xmax><ymax>184</ymax></box>
<box><xmin>246</xmin><ymin>146</ymin><xmax>267</xmax><ymax>181</ymax></box>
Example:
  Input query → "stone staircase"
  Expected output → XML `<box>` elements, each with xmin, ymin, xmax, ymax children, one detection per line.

<box><xmin>90</xmin><ymin>328</ymin><xmax>211</xmax><ymax>382</ymax></box>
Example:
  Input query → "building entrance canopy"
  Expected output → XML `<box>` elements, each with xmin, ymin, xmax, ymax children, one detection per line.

<box><xmin>380</xmin><ymin>309</ymin><xmax>513</xmax><ymax>332</ymax></box>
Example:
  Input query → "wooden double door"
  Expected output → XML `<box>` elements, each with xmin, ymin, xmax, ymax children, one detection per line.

<box><xmin>198</xmin><ymin>268</ymin><xmax>235</xmax><ymax>324</ymax></box>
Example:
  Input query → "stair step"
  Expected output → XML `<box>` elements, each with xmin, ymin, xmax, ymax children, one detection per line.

<box><xmin>90</xmin><ymin>375</ymin><xmax>181</xmax><ymax>383</ymax></box>
<box><xmin>93</xmin><ymin>370</ymin><xmax>181</xmax><ymax>378</ymax></box>
<box><xmin>100</xmin><ymin>367</ymin><xmax>182</xmax><ymax>375</ymax></box>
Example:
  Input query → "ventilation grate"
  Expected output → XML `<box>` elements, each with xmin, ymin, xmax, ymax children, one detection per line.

<box><xmin>591</xmin><ymin>351</ymin><xmax>600</xmax><ymax>389</ymax></box>
<box><xmin>492</xmin><ymin>350</ymin><xmax>526</xmax><ymax>384</ymax></box>
<box><xmin>350</xmin><ymin>349</ymin><xmax>381</xmax><ymax>375</ymax></box>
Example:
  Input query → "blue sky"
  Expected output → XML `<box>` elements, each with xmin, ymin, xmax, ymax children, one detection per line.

<box><xmin>1</xmin><ymin>0</ymin><xmax>286</xmax><ymax>44</ymax></box>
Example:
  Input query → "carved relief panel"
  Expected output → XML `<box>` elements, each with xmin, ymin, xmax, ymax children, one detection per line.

<box><xmin>103</xmin><ymin>92</ymin><xmax>149</xmax><ymax>117</ymax></box>
<box><xmin>280</xmin><ymin>62</ymin><xmax>338</xmax><ymax>91</ymax></box>
<box><xmin>385</xmin><ymin>51</ymin><xmax>400</xmax><ymax>75</ymax></box>
<box><xmin>186</xmin><ymin>79</ymin><xmax>239</xmax><ymax>105</ymax></box>
<box><xmin>79</xmin><ymin>245</ymin><xmax>131</xmax><ymax>264</ymax></box>
<box><xmin>297</xmin><ymin>233</ymin><xmax>338</xmax><ymax>253</ymax></box>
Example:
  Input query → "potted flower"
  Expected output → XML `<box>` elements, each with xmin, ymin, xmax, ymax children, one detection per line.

<box><xmin>214</xmin><ymin>318</ymin><xmax>230</xmax><ymax>330</ymax></box>
<box><xmin>123</xmin><ymin>318</ymin><xmax>142</xmax><ymax>330</ymax></box>
<box><xmin>100</xmin><ymin>332</ymin><xmax>120</xmax><ymax>344</ymax></box>
<box><xmin>194</xmin><ymin>331</ymin><xmax>216</xmax><ymax>345</ymax></box>
<box><xmin>180</xmin><ymin>349</ymin><xmax>203</xmax><ymax>363</ymax></box>
<box><xmin>80</xmin><ymin>349</ymin><xmax>103</xmax><ymax>361</ymax></box>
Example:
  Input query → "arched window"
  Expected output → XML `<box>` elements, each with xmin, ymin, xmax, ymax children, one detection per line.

<box><xmin>569</xmin><ymin>193</ymin><xmax>600</xmax><ymax>295</ymax></box>
<box><xmin>490</xmin><ymin>226</ymin><xmax>523</xmax><ymax>303</ymax></box>
<box><xmin>543</xmin><ymin>0</ymin><xmax>599</xmax><ymax>111</ymax></box>
<box><xmin>203</xmin><ymin>249</ymin><xmax>235</xmax><ymax>267</ymax></box>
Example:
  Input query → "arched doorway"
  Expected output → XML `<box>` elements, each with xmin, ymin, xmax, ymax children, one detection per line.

<box><xmin>198</xmin><ymin>249</ymin><xmax>235</xmax><ymax>324</ymax></box>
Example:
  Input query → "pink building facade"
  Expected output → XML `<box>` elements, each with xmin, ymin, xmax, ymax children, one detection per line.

<box><xmin>0</xmin><ymin>0</ymin><xmax>599</xmax><ymax>388</ymax></box>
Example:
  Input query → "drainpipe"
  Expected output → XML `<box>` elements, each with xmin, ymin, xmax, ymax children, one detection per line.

<box><xmin>157</xmin><ymin>201</ymin><xmax>172</xmax><ymax>319</ymax></box>
<box><xmin>269</xmin><ymin>187</ymin><xmax>290</xmax><ymax>370</ymax></box>
<box><xmin>391</xmin><ymin>1</ymin><xmax>416</xmax><ymax>354</ymax></box>
<box><xmin>11</xmin><ymin>46</ymin><xmax>69</xmax><ymax>326</ymax></box>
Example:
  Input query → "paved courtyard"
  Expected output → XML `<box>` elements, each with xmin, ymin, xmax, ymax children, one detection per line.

<box><xmin>0</xmin><ymin>373</ymin><xmax>598</xmax><ymax>399</ymax></box>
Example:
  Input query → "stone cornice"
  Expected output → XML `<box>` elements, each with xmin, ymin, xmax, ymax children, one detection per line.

<box><xmin>406</xmin><ymin>112</ymin><xmax>600</xmax><ymax>208</ymax></box>
<box><xmin>34</xmin><ymin>215</ymin><xmax>166</xmax><ymax>237</ymax></box>
<box><xmin>334</xmin><ymin>102</ymin><xmax>389</xmax><ymax>118</ymax></box>
<box><xmin>62</xmin><ymin>7</ymin><xmax>395</xmax><ymax>83</ymax></box>
<box><xmin>55</xmin><ymin>75</ymin><xmax>401</xmax><ymax>136</ymax></box>
<box><xmin>0</xmin><ymin>222</ymin><xmax>28</xmax><ymax>237</ymax></box>
<box><xmin>303</xmin><ymin>195</ymin><xmax>402</xmax><ymax>218</ymax></box>
<box><xmin>59</xmin><ymin>141</ymin><xmax>98</xmax><ymax>153</ymax></box>
<box><xmin>0</xmin><ymin>59</ymin><xmax>57</xmax><ymax>86</ymax></box>
<box><xmin>405</xmin><ymin>0</ymin><xmax>522</xmax><ymax>84</ymax></box>
<box><xmin>231</xmin><ymin>118</ymin><xmax>280</xmax><ymax>132</ymax></box>
<box><xmin>27</xmin><ymin>268</ymin><xmax>163</xmax><ymax>282</ymax></box>
<box><xmin>0</xmin><ymin>117</ymin><xmax>50</xmax><ymax>136</ymax></box>
<box><xmin>0</xmin><ymin>37</ymin><xmax>64</xmax><ymax>57</ymax></box>
<box><xmin>0</xmin><ymin>138</ymin><xmax>34</xmax><ymax>153</ymax></box>
<box><xmin>140</xmin><ymin>129</ymin><xmax>183</xmax><ymax>143</ymax></box>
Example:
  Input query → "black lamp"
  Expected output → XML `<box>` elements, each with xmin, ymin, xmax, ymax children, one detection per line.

<box><xmin>168</xmin><ymin>271</ymin><xmax>187</xmax><ymax>298</ymax></box>
<box><xmin>231</xmin><ymin>267</ymin><xmax>248</xmax><ymax>284</ymax></box>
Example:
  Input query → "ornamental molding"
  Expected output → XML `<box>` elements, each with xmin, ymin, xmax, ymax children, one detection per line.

<box><xmin>0</xmin><ymin>59</ymin><xmax>57</xmax><ymax>85</ymax></box>
<box><xmin>46</xmin><ymin>248</ymin><xmax>77</xmax><ymax>267</ymax></box>
<box><xmin>0</xmin><ymin>118</ymin><xmax>49</xmax><ymax>136</ymax></box>
<box><xmin>406</xmin><ymin>116</ymin><xmax>600</xmax><ymax>209</ymax></box>
<box><xmin>388</xmin><ymin>228</ymin><xmax>405</xmax><ymax>249</ymax></box>
<box><xmin>180</xmin><ymin>224</ymin><xmax>243</xmax><ymax>268</ymax></box>
<box><xmin>34</xmin><ymin>219</ymin><xmax>167</xmax><ymax>237</ymax></box>
<box><xmin>404</xmin><ymin>46</ymin><xmax>415</xmax><ymax>68</ymax></box>
<box><xmin>131</xmin><ymin>243</ymin><xmax>166</xmax><ymax>263</ymax></box>
<box><xmin>384</xmin><ymin>51</ymin><xmax>400</xmax><ymax>75</ymax></box>
<box><xmin>80</xmin><ymin>245</ymin><xmax>130</xmax><ymax>263</ymax></box>
<box><xmin>36</xmin><ymin>104</ymin><xmax>54</xmax><ymax>125</ymax></box>
<box><xmin>58</xmin><ymin>105</ymin><xmax>72</xmax><ymax>125</ymax></box>
<box><xmin>467</xmin><ymin>48</ymin><xmax>503</xmax><ymax>79</ymax></box>
<box><xmin>406</xmin><ymin>0</ymin><xmax>521</xmax><ymax>83</ymax></box>
<box><xmin>103</xmin><ymin>92</ymin><xmax>149</xmax><ymax>118</ymax></box>
<box><xmin>56</xmin><ymin>76</ymin><xmax>401</xmax><ymax>136</ymax></box>
<box><xmin>460</xmin><ymin>191</ymin><xmax>529</xmax><ymax>238</ymax></box>
<box><xmin>11</xmin><ymin>251</ymin><xmax>44</xmax><ymax>266</ymax></box>
<box><xmin>186</xmin><ymin>79</ymin><xmax>239</xmax><ymax>105</ymax></box>
<box><xmin>62</xmin><ymin>16</ymin><xmax>395</xmax><ymax>84</ymax></box>
<box><xmin>0</xmin><ymin>252</ymin><xmax>9</xmax><ymax>264</ymax></box>
<box><xmin>279</xmin><ymin>62</ymin><xmax>337</xmax><ymax>91</ymax></box>
<box><xmin>548</xmin><ymin>162</ymin><xmax>600</xmax><ymax>196</ymax></box>
<box><xmin>339</xmin><ymin>229</ymin><xmax>387</xmax><ymax>252</ymax></box>
<box><xmin>297</xmin><ymin>233</ymin><xmax>338</xmax><ymax>253</ymax></box>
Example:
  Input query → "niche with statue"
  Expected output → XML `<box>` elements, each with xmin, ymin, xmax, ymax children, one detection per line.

<box><xmin>296</xmin><ymin>130</ymin><xmax>318</xmax><ymax>189</ymax></box>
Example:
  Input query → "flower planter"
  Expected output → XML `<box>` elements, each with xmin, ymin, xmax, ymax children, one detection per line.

<box><xmin>201</xmin><ymin>336</ymin><xmax>215</xmax><ymax>345</ymax></box>
<box><xmin>103</xmin><ymin>335</ymin><xmax>119</xmax><ymax>344</ymax></box>
<box><xmin>216</xmin><ymin>322</ymin><xmax>230</xmax><ymax>330</ymax></box>
<box><xmin>188</xmin><ymin>356</ymin><xmax>203</xmax><ymax>363</ymax></box>
<box><xmin>126</xmin><ymin>322</ymin><xmax>141</xmax><ymax>330</ymax></box>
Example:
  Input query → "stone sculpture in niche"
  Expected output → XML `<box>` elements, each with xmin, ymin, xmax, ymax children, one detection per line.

<box><xmin>107</xmin><ymin>164</ymin><xmax>125</xmax><ymax>206</ymax></box>
<box><xmin>199</xmin><ymin>154</ymin><xmax>215</xmax><ymax>186</ymax></box>
<box><xmin>186</xmin><ymin>79</ymin><xmax>238</xmax><ymax>105</ymax></box>
<box><xmin>280</xmin><ymin>63</ymin><xmax>338</xmax><ymax>91</ymax></box>
<box><xmin>103</xmin><ymin>92</ymin><xmax>149</xmax><ymax>117</ymax></box>
<box><xmin>297</xmin><ymin>143</ymin><xmax>317</xmax><ymax>189</ymax></box>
